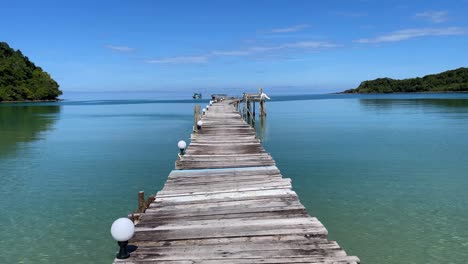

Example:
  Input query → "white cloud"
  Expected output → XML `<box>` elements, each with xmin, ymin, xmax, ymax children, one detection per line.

<box><xmin>145</xmin><ymin>56</ymin><xmax>208</xmax><ymax>64</ymax></box>
<box><xmin>416</xmin><ymin>11</ymin><xmax>448</xmax><ymax>23</ymax></box>
<box><xmin>355</xmin><ymin>27</ymin><xmax>465</xmax><ymax>43</ymax></box>
<box><xmin>105</xmin><ymin>45</ymin><xmax>134</xmax><ymax>52</ymax></box>
<box><xmin>219</xmin><ymin>41</ymin><xmax>339</xmax><ymax>55</ymax></box>
<box><xmin>145</xmin><ymin>40</ymin><xmax>339</xmax><ymax>64</ymax></box>
<box><xmin>270</xmin><ymin>24</ymin><xmax>310</xmax><ymax>33</ymax></box>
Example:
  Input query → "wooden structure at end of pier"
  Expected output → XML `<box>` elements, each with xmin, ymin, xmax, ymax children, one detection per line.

<box><xmin>114</xmin><ymin>96</ymin><xmax>359</xmax><ymax>264</ymax></box>
<box><xmin>226</xmin><ymin>88</ymin><xmax>268</xmax><ymax>126</ymax></box>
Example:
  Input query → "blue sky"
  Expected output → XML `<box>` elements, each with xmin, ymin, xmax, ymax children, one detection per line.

<box><xmin>2</xmin><ymin>0</ymin><xmax>468</xmax><ymax>94</ymax></box>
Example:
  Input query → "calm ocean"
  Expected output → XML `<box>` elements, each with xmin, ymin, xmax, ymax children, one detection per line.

<box><xmin>1</xmin><ymin>92</ymin><xmax>468</xmax><ymax>263</ymax></box>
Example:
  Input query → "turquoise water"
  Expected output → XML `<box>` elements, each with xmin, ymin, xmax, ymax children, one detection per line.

<box><xmin>1</xmin><ymin>93</ymin><xmax>468</xmax><ymax>263</ymax></box>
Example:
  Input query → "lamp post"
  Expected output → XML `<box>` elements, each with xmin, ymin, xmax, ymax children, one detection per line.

<box><xmin>111</xmin><ymin>218</ymin><xmax>135</xmax><ymax>259</ymax></box>
<box><xmin>177</xmin><ymin>140</ymin><xmax>187</xmax><ymax>155</ymax></box>
<box><xmin>206</xmin><ymin>105</ymin><xmax>209</xmax><ymax>111</ymax></box>
<box><xmin>197</xmin><ymin>120</ymin><xmax>203</xmax><ymax>130</ymax></box>
<box><xmin>202</xmin><ymin>108</ymin><xmax>206</xmax><ymax>115</ymax></box>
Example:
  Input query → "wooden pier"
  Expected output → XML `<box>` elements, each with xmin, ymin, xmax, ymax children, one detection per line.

<box><xmin>114</xmin><ymin>99</ymin><xmax>359</xmax><ymax>263</ymax></box>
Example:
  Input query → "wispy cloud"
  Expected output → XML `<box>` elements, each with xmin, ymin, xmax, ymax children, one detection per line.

<box><xmin>215</xmin><ymin>41</ymin><xmax>339</xmax><ymax>55</ymax></box>
<box><xmin>270</xmin><ymin>24</ymin><xmax>310</xmax><ymax>33</ymax></box>
<box><xmin>416</xmin><ymin>11</ymin><xmax>449</xmax><ymax>23</ymax></box>
<box><xmin>145</xmin><ymin>56</ymin><xmax>208</xmax><ymax>64</ymax></box>
<box><xmin>145</xmin><ymin>40</ymin><xmax>339</xmax><ymax>64</ymax></box>
<box><xmin>355</xmin><ymin>27</ymin><xmax>465</xmax><ymax>43</ymax></box>
<box><xmin>105</xmin><ymin>45</ymin><xmax>134</xmax><ymax>52</ymax></box>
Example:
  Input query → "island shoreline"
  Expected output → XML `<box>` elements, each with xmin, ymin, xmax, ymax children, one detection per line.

<box><xmin>333</xmin><ymin>91</ymin><xmax>468</xmax><ymax>95</ymax></box>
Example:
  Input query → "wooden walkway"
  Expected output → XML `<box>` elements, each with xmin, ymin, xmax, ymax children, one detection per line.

<box><xmin>114</xmin><ymin>100</ymin><xmax>359</xmax><ymax>264</ymax></box>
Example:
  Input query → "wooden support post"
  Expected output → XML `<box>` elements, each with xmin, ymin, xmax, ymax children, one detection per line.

<box><xmin>193</xmin><ymin>105</ymin><xmax>200</xmax><ymax>132</ymax></box>
<box><xmin>259</xmin><ymin>87</ymin><xmax>267</xmax><ymax>117</ymax></box>
<box><xmin>245</xmin><ymin>97</ymin><xmax>255</xmax><ymax>126</ymax></box>
<box><xmin>138</xmin><ymin>191</ymin><xmax>145</xmax><ymax>213</ymax></box>
<box><xmin>253</xmin><ymin>100</ymin><xmax>256</xmax><ymax>118</ymax></box>
<box><xmin>242</xmin><ymin>94</ymin><xmax>249</xmax><ymax>118</ymax></box>
<box><xmin>242</xmin><ymin>100</ymin><xmax>244</xmax><ymax>117</ymax></box>
<box><xmin>260</xmin><ymin>99</ymin><xmax>266</xmax><ymax>116</ymax></box>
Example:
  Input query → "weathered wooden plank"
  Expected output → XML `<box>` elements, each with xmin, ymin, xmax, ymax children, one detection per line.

<box><xmin>147</xmin><ymin>195</ymin><xmax>303</xmax><ymax>213</ymax></box>
<box><xmin>147</xmin><ymin>203</ymin><xmax>305</xmax><ymax>219</ymax></box>
<box><xmin>168</xmin><ymin>165</ymin><xmax>281</xmax><ymax>176</ymax></box>
<box><xmin>150</xmin><ymin>193</ymin><xmax>300</xmax><ymax>210</ymax></box>
<box><xmin>118</xmin><ymin>247</ymin><xmax>349</xmax><ymax>261</ymax></box>
<box><xmin>185</xmin><ymin>146</ymin><xmax>266</xmax><ymax>155</ymax></box>
<box><xmin>160</xmin><ymin>178</ymin><xmax>291</xmax><ymax>193</ymax></box>
<box><xmin>121</xmin><ymin>235</ymin><xmax>352</xmax><ymax>254</ymax></box>
<box><xmin>161</xmin><ymin>179</ymin><xmax>289</xmax><ymax>193</ymax></box>
<box><xmin>134</xmin><ymin>217</ymin><xmax>325</xmax><ymax>236</ymax></box>
<box><xmin>179</xmin><ymin>154</ymin><xmax>272</xmax><ymax>160</ymax></box>
<box><xmin>140</xmin><ymin>209</ymin><xmax>309</xmax><ymax>224</ymax></box>
<box><xmin>166</xmin><ymin>174</ymin><xmax>283</xmax><ymax>184</ymax></box>
<box><xmin>130</xmin><ymin>241</ymin><xmax>344</xmax><ymax>254</ymax></box>
<box><xmin>154</xmin><ymin>188</ymin><xmax>297</xmax><ymax>203</ymax></box>
<box><xmin>115</xmin><ymin>256</ymin><xmax>360</xmax><ymax>264</ymax></box>
<box><xmin>131</xmin><ymin>225</ymin><xmax>327</xmax><ymax>241</ymax></box>
<box><xmin>175</xmin><ymin>161</ymin><xmax>276</xmax><ymax>170</ymax></box>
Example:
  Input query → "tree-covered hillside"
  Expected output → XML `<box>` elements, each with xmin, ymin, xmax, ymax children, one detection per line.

<box><xmin>343</xmin><ymin>68</ymin><xmax>468</xmax><ymax>93</ymax></box>
<box><xmin>0</xmin><ymin>42</ymin><xmax>62</xmax><ymax>101</ymax></box>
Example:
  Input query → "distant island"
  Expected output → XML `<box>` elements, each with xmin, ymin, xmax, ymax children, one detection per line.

<box><xmin>342</xmin><ymin>67</ymin><xmax>468</xmax><ymax>94</ymax></box>
<box><xmin>0</xmin><ymin>42</ymin><xmax>62</xmax><ymax>102</ymax></box>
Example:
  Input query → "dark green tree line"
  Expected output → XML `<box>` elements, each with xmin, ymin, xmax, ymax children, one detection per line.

<box><xmin>343</xmin><ymin>68</ymin><xmax>468</xmax><ymax>93</ymax></box>
<box><xmin>0</xmin><ymin>42</ymin><xmax>62</xmax><ymax>101</ymax></box>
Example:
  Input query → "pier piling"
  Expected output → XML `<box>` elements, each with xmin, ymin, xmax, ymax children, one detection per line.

<box><xmin>137</xmin><ymin>191</ymin><xmax>145</xmax><ymax>213</ymax></box>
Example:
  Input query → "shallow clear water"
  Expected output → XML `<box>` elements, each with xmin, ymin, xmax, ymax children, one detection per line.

<box><xmin>1</xmin><ymin>93</ymin><xmax>468</xmax><ymax>263</ymax></box>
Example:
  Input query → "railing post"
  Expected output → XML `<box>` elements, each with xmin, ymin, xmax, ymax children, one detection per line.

<box><xmin>138</xmin><ymin>191</ymin><xmax>145</xmax><ymax>213</ymax></box>
<box><xmin>242</xmin><ymin>95</ymin><xmax>246</xmax><ymax>118</ymax></box>
<box><xmin>194</xmin><ymin>105</ymin><xmax>200</xmax><ymax>132</ymax></box>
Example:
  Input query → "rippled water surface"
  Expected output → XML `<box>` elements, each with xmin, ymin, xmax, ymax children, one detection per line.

<box><xmin>1</xmin><ymin>93</ymin><xmax>468</xmax><ymax>263</ymax></box>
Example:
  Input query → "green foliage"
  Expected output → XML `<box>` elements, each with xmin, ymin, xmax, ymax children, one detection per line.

<box><xmin>0</xmin><ymin>42</ymin><xmax>62</xmax><ymax>101</ymax></box>
<box><xmin>343</xmin><ymin>68</ymin><xmax>468</xmax><ymax>94</ymax></box>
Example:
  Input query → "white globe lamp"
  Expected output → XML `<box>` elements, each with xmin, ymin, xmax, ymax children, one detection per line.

<box><xmin>110</xmin><ymin>218</ymin><xmax>135</xmax><ymax>259</ymax></box>
<box><xmin>178</xmin><ymin>140</ymin><xmax>187</xmax><ymax>155</ymax></box>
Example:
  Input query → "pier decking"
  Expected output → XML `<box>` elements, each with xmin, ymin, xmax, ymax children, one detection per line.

<box><xmin>114</xmin><ymin>100</ymin><xmax>359</xmax><ymax>263</ymax></box>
